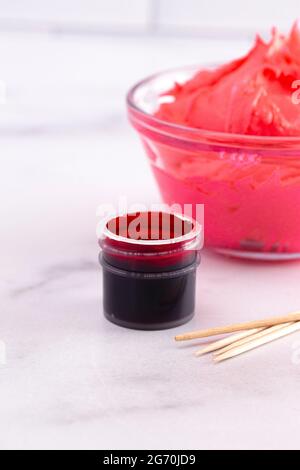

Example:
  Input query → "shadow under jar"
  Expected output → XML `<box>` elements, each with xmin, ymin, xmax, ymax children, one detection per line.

<box><xmin>99</xmin><ymin>211</ymin><xmax>202</xmax><ymax>330</ymax></box>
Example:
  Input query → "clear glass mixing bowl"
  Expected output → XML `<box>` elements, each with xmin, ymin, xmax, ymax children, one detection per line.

<box><xmin>127</xmin><ymin>65</ymin><xmax>300</xmax><ymax>260</ymax></box>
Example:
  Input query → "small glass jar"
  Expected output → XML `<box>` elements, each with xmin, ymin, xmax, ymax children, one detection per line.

<box><xmin>99</xmin><ymin>211</ymin><xmax>202</xmax><ymax>330</ymax></box>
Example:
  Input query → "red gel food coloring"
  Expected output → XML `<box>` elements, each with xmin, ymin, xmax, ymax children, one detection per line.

<box><xmin>99</xmin><ymin>211</ymin><xmax>202</xmax><ymax>330</ymax></box>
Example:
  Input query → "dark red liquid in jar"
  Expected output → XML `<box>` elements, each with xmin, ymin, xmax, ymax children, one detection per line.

<box><xmin>99</xmin><ymin>211</ymin><xmax>201</xmax><ymax>330</ymax></box>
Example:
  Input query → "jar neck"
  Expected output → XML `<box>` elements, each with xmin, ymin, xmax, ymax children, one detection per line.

<box><xmin>100</xmin><ymin>236</ymin><xmax>201</xmax><ymax>273</ymax></box>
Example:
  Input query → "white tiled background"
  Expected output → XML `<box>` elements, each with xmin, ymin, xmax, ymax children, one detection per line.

<box><xmin>0</xmin><ymin>0</ymin><xmax>299</xmax><ymax>36</ymax></box>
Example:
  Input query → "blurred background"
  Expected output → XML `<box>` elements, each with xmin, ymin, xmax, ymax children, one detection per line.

<box><xmin>1</xmin><ymin>0</ymin><xmax>300</xmax><ymax>269</ymax></box>
<box><xmin>0</xmin><ymin>0</ymin><xmax>299</xmax><ymax>35</ymax></box>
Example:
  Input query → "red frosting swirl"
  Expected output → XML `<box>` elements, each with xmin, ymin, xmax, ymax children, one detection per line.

<box><xmin>157</xmin><ymin>22</ymin><xmax>300</xmax><ymax>136</ymax></box>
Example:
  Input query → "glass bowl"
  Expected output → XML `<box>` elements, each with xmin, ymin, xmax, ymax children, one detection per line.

<box><xmin>127</xmin><ymin>65</ymin><xmax>300</xmax><ymax>261</ymax></box>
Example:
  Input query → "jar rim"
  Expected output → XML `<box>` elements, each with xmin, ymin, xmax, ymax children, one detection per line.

<box><xmin>101</xmin><ymin>211</ymin><xmax>202</xmax><ymax>247</ymax></box>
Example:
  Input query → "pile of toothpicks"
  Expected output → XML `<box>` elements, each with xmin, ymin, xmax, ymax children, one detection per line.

<box><xmin>175</xmin><ymin>312</ymin><xmax>300</xmax><ymax>363</ymax></box>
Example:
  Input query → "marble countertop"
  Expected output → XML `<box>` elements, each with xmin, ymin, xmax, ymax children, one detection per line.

<box><xmin>1</xmin><ymin>31</ymin><xmax>300</xmax><ymax>450</ymax></box>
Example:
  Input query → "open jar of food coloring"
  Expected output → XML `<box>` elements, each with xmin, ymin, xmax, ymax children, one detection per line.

<box><xmin>99</xmin><ymin>211</ymin><xmax>202</xmax><ymax>330</ymax></box>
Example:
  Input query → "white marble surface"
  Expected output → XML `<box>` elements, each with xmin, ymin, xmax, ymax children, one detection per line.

<box><xmin>1</xmin><ymin>31</ymin><xmax>300</xmax><ymax>450</ymax></box>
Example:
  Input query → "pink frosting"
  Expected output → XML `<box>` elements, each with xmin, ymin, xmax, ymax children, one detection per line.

<box><xmin>157</xmin><ymin>22</ymin><xmax>300</xmax><ymax>136</ymax></box>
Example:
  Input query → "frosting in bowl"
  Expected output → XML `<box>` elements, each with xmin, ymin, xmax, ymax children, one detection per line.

<box><xmin>127</xmin><ymin>22</ymin><xmax>300</xmax><ymax>258</ymax></box>
<box><xmin>157</xmin><ymin>22</ymin><xmax>300</xmax><ymax>137</ymax></box>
